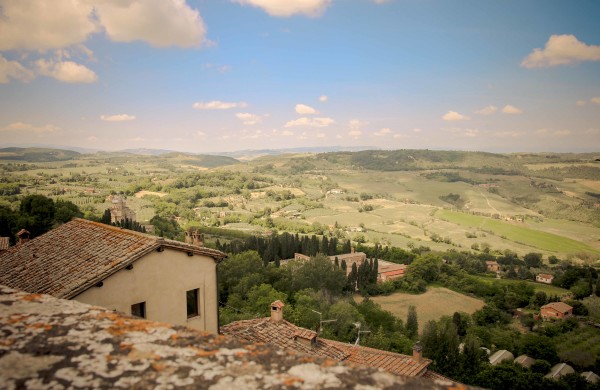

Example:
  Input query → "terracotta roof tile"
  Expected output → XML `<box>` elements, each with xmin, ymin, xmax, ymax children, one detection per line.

<box><xmin>0</xmin><ymin>237</ymin><xmax>9</xmax><ymax>251</ymax></box>
<box><xmin>222</xmin><ymin>317</ymin><xmax>432</xmax><ymax>378</ymax></box>
<box><xmin>0</xmin><ymin>218</ymin><xmax>226</xmax><ymax>299</ymax></box>
<box><xmin>542</xmin><ymin>302</ymin><xmax>573</xmax><ymax>313</ymax></box>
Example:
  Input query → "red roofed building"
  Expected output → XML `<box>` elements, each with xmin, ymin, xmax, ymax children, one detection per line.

<box><xmin>0</xmin><ymin>218</ymin><xmax>227</xmax><ymax>333</ymax></box>
<box><xmin>536</xmin><ymin>273</ymin><xmax>554</xmax><ymax>284</ymax></box>
<box><xmin>221</xmin><ymin>301</ymin><xmax>460</xmax><ymax>384</ymax></box>
<box><xmin>541</xmin><ymin>302</ymin><xmax>573</xmax><ymax>320</ymax></box>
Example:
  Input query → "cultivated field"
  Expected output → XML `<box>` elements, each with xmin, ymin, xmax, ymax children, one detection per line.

<box><xmin>470</xmin><ymin>275</ymin><xmax>570</xmax><ymax>296</ymax></box>
<box><xmin>368</xmin><ymin>287</ymin><xmax>485</xmax><ymax>331</ymax></box>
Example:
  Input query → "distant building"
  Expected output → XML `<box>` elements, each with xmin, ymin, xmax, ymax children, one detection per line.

<box><xmin>489</xmin><ymin>350</ymin><xmax>514</xmax><ymax>366</ymax></box>
<box><xmin>485</xmin><ymin>260</ymin><xmax>500</xmax><ymax>273</ymax></box>
<box><xmin>0</xmin><ymin>218</ymin><xmax>226</xmax><ymax>333</ymax></box>
<box><xmin>541</xmin><ymin>302</ymin><xmax>573</xmax><ymax>320</ymax></box>
<box><xmin>545</xmin><ymin>363</ymin><xmax>575</xmax><ymax>380</ymax></box>
<box><xmin>221</xmin><ymin>300</ymin><xmax>462</xmax><ymax>384</ymax></box>
<box><xmin>536</xmin><ymin>273</ymin><xmax>554</xmax><ymax>284</ymax></box>
<box><xmin>109</xmin><ymin>194</ymin><xmax>136</xmax><ymax>223</ymax></box>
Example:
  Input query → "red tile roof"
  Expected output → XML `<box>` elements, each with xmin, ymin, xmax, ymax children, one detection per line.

<box><xmin>221</xmin><ymin>316</ymin><xmax>432</xmax><ymax>378</ymax></box>
<box><xmin>220</xmin><ymin>318</ymin><xmax>350</xmax><ymax>361</ymax></box>
<box><xmin>0</xmin><ymin>218</ymin><xmax>226</xmax><ymax>299</ymax></box>
<box><xmin>541</xmin><ymin>302</ymin><xmax>573</xmax><ymax>314</ymax></box>
<box><xmin>0</xmin><ymin>237</ymin><xmax>9</xmax><ymax>251</ymax></box>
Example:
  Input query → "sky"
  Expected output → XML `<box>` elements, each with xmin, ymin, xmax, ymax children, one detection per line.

<box><xmin>1</xmin><ymin>0</ymin><xmax>599</xmax><ymax>154</ymax></box>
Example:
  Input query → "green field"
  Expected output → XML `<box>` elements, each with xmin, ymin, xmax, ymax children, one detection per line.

<box><xmin>555</xmin><ymin>325</ymin><xmax>600</xmax><ymax>368</ymax></box>
<box><xmin>470</xmin><ymin>275</ymin><xmax>570</xmax><ymax>296</ymax></box>
<box><xmin>437</xmin><ymin>209</ymin><xmax>600</xmax><ymax>255</ymax></box>
<box><xmin>368</xmin><ymin>287</ymin><xmax>485</xmax><ymax>332</ymax></box>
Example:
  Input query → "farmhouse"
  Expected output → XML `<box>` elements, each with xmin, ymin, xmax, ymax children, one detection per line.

<box><xmin>0</xmin><ymin>218</ymin><xmax>226</xmax><ymax>333</ymax></box>
<box><xmin>540</xmin><ymin>302</ymin><xmax>573</xmax><ymax>320</ymax></box>
<box><xmin>536</xmin><ymin>273</ymin><xmax>554</xmax><ymax>284</ymax></box>
<box><xmin>221</xmin><ymin>300</ymin><xmax>458</xmax><ymax>384</ymax></box>
<box><xmin>581</xmin><ymin>371</ymin><xmax>600</xmax><ymax>383</ymax></box>
<box><xmin>485</xmin><ymin>260</ymin><xmax>500</xmax><ymax>273</ymax></box>
<box><xmin>109</xmin><ymin>194</ymin><xmax>136</xmax><ymax>223</ymax></box>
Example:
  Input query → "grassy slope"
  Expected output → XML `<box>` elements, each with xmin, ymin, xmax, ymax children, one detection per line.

<box><xmin>368</xmin><ymin>287</ymin><xmax>485</xmax><ymax>332</ymax></box>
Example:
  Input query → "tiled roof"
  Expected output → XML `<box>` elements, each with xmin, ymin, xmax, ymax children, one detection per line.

<box><xmin>326</xmin><ymin>340</ymin><xmax>431</xmax><ymax>377</ymax></box>
<box><xmin>0</xmin><ymin>237</ymin><xmax>9</xmax><ymax>251</ymax></box>
<box><xmin>581</xmin><ymin>371</ymin><xmax>600</xmax><ymax>383</ymax></box>
<box><xmin>221</xmin><ymin>317</ymin><xmax>433</xmax><ymax>378</ymax></box>
<box><xmin>0</xmin><ymin>285</ymin><xmax>465</xmax><ymax>390</ymax></box>
<box><xmin>542</xmin><ymin>302</ymin><xmax>573</xmax><ymax>314</ymax></box>
<box><xmin>271</xmin><ymin>300</ymin><xmax>285</xmax><ymax>308</ymax></box>
<box><xmin>0</xmin><ymin>218</ymin><xmax>226</xmax><ymax>299</ymax></box>
<box><xmin>221</xmin><ymin>318</ymin><xmax>350</xmax><ymax>360</ymax></box>
<box><xmin>537</xmin><ymin>273</ymin><xmax>553</xmax><ymax>279</ymax></box>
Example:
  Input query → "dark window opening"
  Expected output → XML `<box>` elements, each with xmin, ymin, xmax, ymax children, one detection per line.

<box><xmin>187</xmin><ymin>289</ymin><xmax>199</xmax><ymax>318</ymax></box>
<box><xmin>131</xmin><ymin>302</ymin><xmax>146</xmax><ymax>318</ymax></box>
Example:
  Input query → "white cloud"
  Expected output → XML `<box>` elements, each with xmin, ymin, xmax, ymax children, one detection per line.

<box><xmin>413</xmin><ymin>128</ymin><xmax>422</xmax><ymax>133</ymax></box>
<box><xmin>36</xmin><ymin>60</ymin><xmax>93</xmax><ymax>83</ymax></box>
<box><xmin>35</xmin><ymin>59</ymin><xmax>97</xmax><ymax>83</ymax></box>
<box><xmin>445</xmin><ymin>127</ymin><xmax>479</xmax><ymax>137</ymax></box>
<box><xmin>193</xmin><ymin>101</ymin><xmax>248</xmax><ymax>110</ymax></box>
<box><xmin>502</xmin><ymin>105</ymin><xmax>523</xmax><ymax>115</ymax></box>
<box><xmin>0</xmin><ymin>0</ymin><xmax>97</xmax><ymax>51</ymax></box>
<box><xmin>1</xmin><ymin>122</ymin><xmax>59</xmax><ymax>134</ymax></box>
<box><xmin>316</xmin><ymin>132</ymin><xmax>326</xmax><ymax>139</ymax></box>
<box><xmin>374</xmin><ymin>127</ymin><xmax>392</xmax><ymax>136</ymax></box>
<box><xmin>576</xmin><ymin>100</ymin><xmax>587</xmax><ymax>106</ymax></box>
<box><xmin>234</xmin><ymin>0</ymin><xmax>332</xmax><ymax>17</ymax></box>
<box><xmin>521</xmin><ymin>34</ymin><xmax>600</xmax><ymax>68</ymax></box>
<box><xmin>295</xmin><ymin>103</ymin><xmax>318</xmax><ymax>115</ymax></box>
<box><xmin>493</xmin><ymin>131</ymin><xmax>521</xmax><ymax>138</ymax></box>
<box><xmin>241</xmin><ymin>129</ymin><xmax>267</xmax><ymax>139</ymax></box>
<box><xmin>349</xmin><ymin>130</ymin><xmax>362</xmax><ymax>139</ymax></box>
<box><xmin>372</xmin><ymin>0</ymin><xmax>391</xmax><ymax>3</ymax></box>
<box><xmin>591</xmin><ymin>97</ymin><xmax>600</xmax><ymax>105</ymax></box>
<box><xmin>100</xmin><ymin>114</ymin><xmax>136</xmax><ymax>122</ymax></box>
<box><xmin>236</xmin><ymin>112</ymin><xmax>262</xmax><ymax>125</ymax></box>
<box><xmin>393</xmin><ymin>133</ymin><xmax>408</xmax><ymax>139</ymax></box>
<box><xmin>442</xmin><ymin>111</ymin><xmax>470</xmax><ymax>121</ymax></box>
<box><xmin>87</xmin><ymin>135</ymin><xmax>98</xmax><ymax>142</ymax></box>
<box><xmin>94</xmin><ymin>0</ymin><xmax>206</xmax><ymax>48</ymax></box>
<box><xmin>349</xmin><ymin>119</ymin><xmax>368</xmax><ymax>129</ymax></box>
<box><xmin>0</xmin><ymin>0</ymin><xmax>206</xmax><ymax>51</ymax></box>
<box><xmin>536</xmin><ymin>128</ymin><xmax>571</xmax><ymax>137</ymax></box>
<box><xmin>319</xmin><ymin>95</ymin><xmax>328</xmax><ymax>102</ymax></box>
<box><xmin>281</xmin><ymin>130</ymin><xmax>294</xmax><ymax>136</ymax></box>
<box><xmin>284</xmin><ymin>117</ymin><xmax>334</xmax><ymax>128</ymax></box>
<box><xmin>475</xmin><ymin>105</ymin><xmax>497</xmax><ymax>115</ymax></box>
<box><xmin>196</xmin><ymin>131</ymin><xmax>206</xmax><ymax>137</ymax></box>
<box><xmin>0</xmin><ymin>55</ymin><xmax>34</xmax><ymax>83</ymax></box>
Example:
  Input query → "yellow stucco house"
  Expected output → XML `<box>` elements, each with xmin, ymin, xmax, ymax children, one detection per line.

<box><xmin>0</xmin><ymin>218</ymin><xmax>226</xmax><ymax>333</ymax></box>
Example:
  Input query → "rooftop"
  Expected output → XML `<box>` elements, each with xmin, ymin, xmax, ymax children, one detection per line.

<box><xmin>0</xmin><ymin>218</ymin><xmax>226</xmax><ymax>299</ymax></box>
<box><xmin>0</xmin><ymin>285</ymin><xmax>460</xmax><ymax>389</ymax></box>
<box><xmin>0</xmin><ymin>237</ymin><xmax>9</xmax><ymax>251</ymax></box>
<box><xmin>221</xmin><ymin>316</ymin><xmax>434</xmax><ymax>379</ymax></box>
<box><xmin>541</xmin><ymin>302</ymin><xmax>573</xmax><ymax>313</ymax></box>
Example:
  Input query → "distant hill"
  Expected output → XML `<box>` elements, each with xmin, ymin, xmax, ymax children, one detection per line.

<box><xmin>214</xmin><ymin>146</ymin><xmax>378</xmax><ymax>160</ymax></box>
<box><xmin>119</xmin><ymin>148</ymin><xmax>179</xmax><ymax>156</ymax></box>
<box><xmin>0</xmin><ymin>147</ymin><xmax>80</xmax><ymax>162</ymax></box>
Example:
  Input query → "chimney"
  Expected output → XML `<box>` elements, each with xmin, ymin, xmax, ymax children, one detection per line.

<box><xmin>270</xmin><ymin>300</ymin><xmax>285</xmax><ymax>322</ymax></box>
<box><xmin>16</xmin><ymin>229</ymin><xmax>30</xmax><ymax>246</ymax></box>
<box><xmin>413</xmin><ymin>341</ymin><xmax>423</xmax><ymax>363</ymax></box>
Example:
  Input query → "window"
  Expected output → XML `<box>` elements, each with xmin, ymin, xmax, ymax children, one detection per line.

<box><xmin>131</xmin><ymin>302</ymin><xmax>146</xmax><ymax>318</ymax></box>
<box><xmin>186</xmin><ymin>289</ymin><xmax>199</xmax><ymax>318</ymax></box>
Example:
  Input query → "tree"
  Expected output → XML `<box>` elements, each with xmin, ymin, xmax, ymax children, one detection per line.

<box><xmin>54</xmin><ymin>199</ymin><xmax>83</xmax><ymax>224</ymax></box>
<box><xmin>523</xmin><ymin>252</ymin><xmax>543</xmax><ymax>268</ymax></box>
<box><xmin>0</xmin><ymin>205</ymin><xmax>18</xmax><ymax>244</ymax></box>
<box><xmin>406</xmin><ymin>306</ymin><xmax>418</xmax><ymax>339</ymax></box>
<box><xmin>18</xmin><ymin>194</ymin><xmax>56</xmax><ymax>237</ymax></box>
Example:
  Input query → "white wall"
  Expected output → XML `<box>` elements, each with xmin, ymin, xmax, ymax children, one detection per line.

<box><xmin>74</xmin><ymin>248</ymin><xmax>218</xmax><ymax>333</ymax></box>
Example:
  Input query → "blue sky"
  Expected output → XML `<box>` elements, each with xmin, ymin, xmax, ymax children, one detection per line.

<box><xmin>1</xmin><ymin>0</ymin><xmax>599</xmax><ymax>153</ymax></box>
